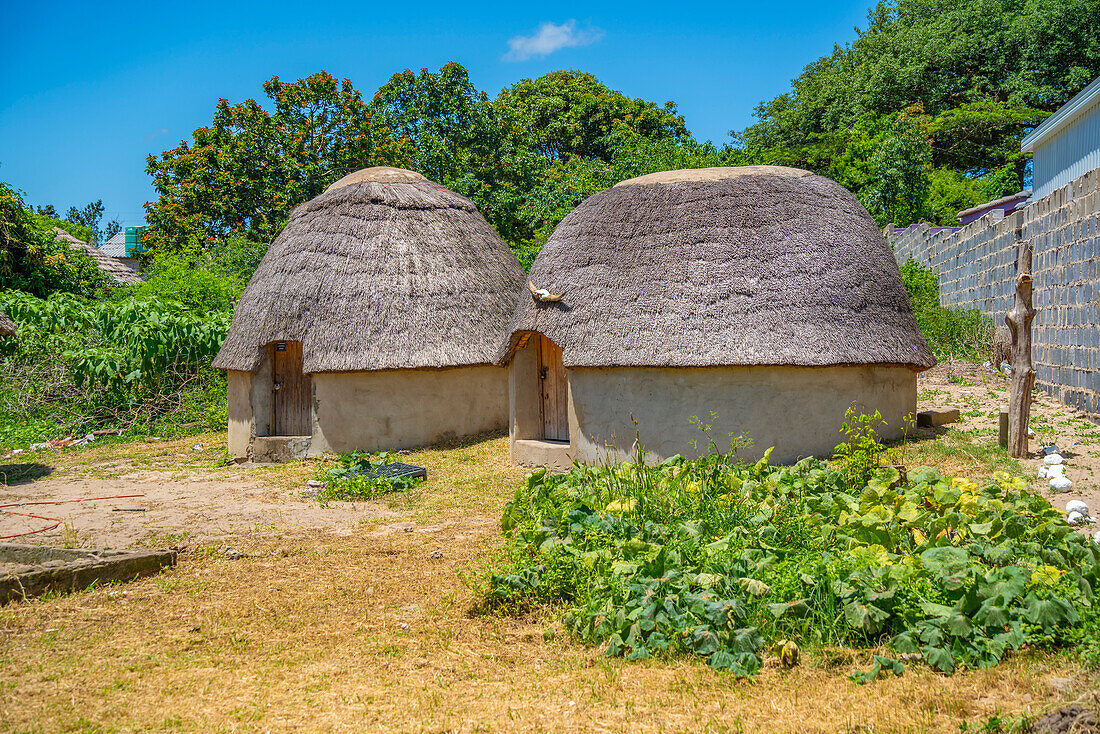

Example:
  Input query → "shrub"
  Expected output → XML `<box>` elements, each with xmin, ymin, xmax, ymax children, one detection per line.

<box><xmin>486</xmin><ymin>428</ymin><xmax>1100</xmax><ymax>677</ymax></box>
<box><xmin>0</xmin><ymin>290</ymin><xmax>229</xmax><ymax>447</ymax></box>
<box><xmin>128</xmin><ymin>234</ymin><xmax>268</xmax><ymax>313</ymax></box>
<box><xmin>900</xmin><ymin>258</ymin><xmax>992</xmax><ymax>361</ymax></box>
<box><xmin>0</xmin><ymin>182</ymin><xmax>109</xmax><ymax>297</ymax></box>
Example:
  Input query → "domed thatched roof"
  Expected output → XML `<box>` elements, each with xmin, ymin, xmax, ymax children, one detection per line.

<box><xmin>214</xmin><ymin>167</ymin><xmax>525</xmax><ymax>373</ymax></box>
<box><xmin>504</xmin><ymin>165</ymin><xmax>934</xmax><ymax>369</ymax></box>
<box><xmin>0</xmin><ymin>309</ymin><xmax>16</xmax><ymax>337</ymax></box>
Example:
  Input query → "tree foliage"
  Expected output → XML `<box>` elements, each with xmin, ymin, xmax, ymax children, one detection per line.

<box><xmin>144</xmin><ymin>72</ymin><xmax>411</xmax><ymax>251</ymax></box>
<box><xmin>738</xmin><ymin>0</ymin><xmax>1100</xmax><ymax>225</ymax></box>
<box><xmin>64</xmin><ymin>199</ymin><xmax>120</xmax><ymax>245</ymax></box>
<box><xmin>0</xmin><ymin>182</ymin><xmax>108</xmax><ymax>297</ymax></box>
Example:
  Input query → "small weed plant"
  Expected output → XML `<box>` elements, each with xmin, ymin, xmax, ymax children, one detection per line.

<box><xmin>315</xmin><ymin>452</ymin><xmax>424</xmax><ymax>503</ymax></box>
<box><xmin>486</xmin><ymin>415</ymin><xmax>1100</xmax><ymax>679</ymax></box>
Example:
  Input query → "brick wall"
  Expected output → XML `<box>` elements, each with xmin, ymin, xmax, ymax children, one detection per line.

<box><xmin>888</xmin><ymin>168</ymin><xmax>1100</xmax><ymax>418</ymax></box>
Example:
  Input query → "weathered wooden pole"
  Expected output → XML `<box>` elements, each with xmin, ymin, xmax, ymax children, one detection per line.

<box><xmin>1005</xmin><ymin>235</ymin><xmax>1036</xmax><ymax>458</ymax></box>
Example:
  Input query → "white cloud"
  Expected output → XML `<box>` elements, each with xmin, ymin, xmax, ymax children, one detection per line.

<box><xmin>503</xmin><ymin>20</ymin><xmax>604</xmax><ymax>62</ymax></box>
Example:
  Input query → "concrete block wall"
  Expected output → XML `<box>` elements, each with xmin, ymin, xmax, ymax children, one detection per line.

<box><xmin>888</xmin><ymin>168</ymin><xmax>1100</xmax><ymax>419</ymax></box>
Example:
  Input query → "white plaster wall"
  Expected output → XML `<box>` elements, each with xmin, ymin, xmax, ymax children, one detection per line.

<box><xmin>311</xmin><ymin>365</ymin><xmax>509</xmax><ymax>454</ymax></box>
<box><xmin>567</xmin><ymin>365</ymin><xmax>919</xmax><ymax>466</ymax></box>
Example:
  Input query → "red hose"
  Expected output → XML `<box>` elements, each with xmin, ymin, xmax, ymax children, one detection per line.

<box><xmin>0</xmin><ymin>494</ymin><xmax>146</xmax><ymax>540</ymax></box>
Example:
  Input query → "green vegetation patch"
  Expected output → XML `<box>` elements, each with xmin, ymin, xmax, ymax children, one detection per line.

<box><xmin>901</xmin><ymin>259</ymin><xmax>993</xmax><ymax>361</ymax></box>
<box><xmin>314</xmin><ymin>452</ymin><xmax>426</xmax><ymax>504</ymax></box>
<box><xmin>487</xmin><ymin>441</ymin><xmax>1100</xmax><ymax>678</ymax></box>
<box><xmin>0</xmin><ymin>290</ymin><xmax>229</xmax><ymax>448</ymax></box>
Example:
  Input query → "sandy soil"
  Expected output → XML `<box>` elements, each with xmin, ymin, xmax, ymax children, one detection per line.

<box><xmin>0</xmin><ymin>465</ymin><xmax>400</xmax><ymax>548</ymax></box>
<box><xmin>918</xmin><ymin>360</ymin><xmax>1100</xmax><ymax>527</ymax></box>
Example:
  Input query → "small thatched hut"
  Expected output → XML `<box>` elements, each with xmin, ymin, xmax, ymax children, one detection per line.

<box><xmin>213</xmin><ymin>166</ymin><xmax>525</xmax><ymax>461</ymax></box>
<box><xmin>500</xmin><ymin>166</ymin><xmax>935</xmax><ymax>469</ymax></box>
<box><xmin>0</xmin><ymin>310</ymin><xmax>16</xmax><ymax>338</ymax></box>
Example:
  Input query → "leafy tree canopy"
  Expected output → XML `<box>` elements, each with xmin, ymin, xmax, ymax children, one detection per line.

<box><xmin>737</xmin><ymin>0</ymin><xmax>1100</xmax><ymax>226</ymax></box>
<box><xmin>0</xmin><ymin>182</ymin><xmax>109</xmax><ymax>296</ymax></box>
<box><xmin>144</xmin><ymin>72</ymin><xmax>411</xmax><ymax>252</ymax></box>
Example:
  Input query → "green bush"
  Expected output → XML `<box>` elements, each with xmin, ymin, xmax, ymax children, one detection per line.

<box><xmin>0</xmin><ymin>182</ymin><xmax>109</xmax><ymax>297</ymax></box>
<box><xmin>127</xmin><ymin>234</ymin><xmax>268</xmax><ymax>313</ymax></box>
<box><xmin>487</xmin><ymin>433</ymin><xmax>1100</xmax><ymax>677</ymax></box>
<box><xmin>900</xmin><ymin>259</ymin><xmax>992</xmax><ymax>361</ymax></box>
<box><xmin>0</xmin><ymin>290</ymin><xmax>229</xmax><ymax>448</ymax></box>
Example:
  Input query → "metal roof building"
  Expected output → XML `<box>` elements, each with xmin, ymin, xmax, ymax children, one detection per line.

<box><xmin>100</xmin><ymin>231</ymin><xmax>126</xmax><ymax>257</ymax></box>
<box><xmin>1022</xmin><ymin>76</ymin><xmax>1100</xmax><ymax>199</ymax></box>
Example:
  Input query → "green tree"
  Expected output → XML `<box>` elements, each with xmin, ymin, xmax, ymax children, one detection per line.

<box><xmin>64</xmin><ymin>199</ymin><xmax>121</xmax><ymax>245</ymax></box>
<box><xmin>0</xmin><ymin>182</ymin><xmax>108</xmax><ymax>296</ymax></box>
<box><xmin>494</xmin><ymin>70</ymin><xmax>688</xmax><ymax>164</ymax></box>
<box><xmin>144</xmin><ymin>72</ymin><xmax>410</xmax><ymax>252</ymax></box>
<box><xmin>736</xmin><ymin>0</ymin><xmax>1097</xmax><ymax>224</ymax></box>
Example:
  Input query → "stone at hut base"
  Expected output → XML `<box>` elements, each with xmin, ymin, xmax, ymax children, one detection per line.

<box><xmin>916</xmin><ymin>409</ymin><xmax>960</xmax><ymax>427</ymax></box>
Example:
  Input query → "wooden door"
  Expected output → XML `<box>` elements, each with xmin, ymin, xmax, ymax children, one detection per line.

<box><xmin>272</xmin><ymin>341</ymin><xmax>311</xmax><ymax>436</ymax></box>
<box><xmin>538</xmin><ymin>334</ymin><xmax>569</xmax><ymax>442</ymax></box>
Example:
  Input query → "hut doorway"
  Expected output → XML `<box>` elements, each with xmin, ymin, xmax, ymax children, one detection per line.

<box><xmin>537</xmin><ymin>334</ymin><xmax>568</xmax><ymax>441</ymax></box>
<box><xmin>272</xmin><ymin>340</ymin><xmax>311</xmax><ymax>436</ymax></box>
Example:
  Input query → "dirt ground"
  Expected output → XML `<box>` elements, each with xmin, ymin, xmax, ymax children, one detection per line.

<box><xmin>0</xmin><ymin>377</ymin><xmax>1098</xmax><ymax>733</ymax></box>
<box><xmin>918</xmin><ymin>360</ymin><xmax>1100</xmax><ymax>525</ymax></box>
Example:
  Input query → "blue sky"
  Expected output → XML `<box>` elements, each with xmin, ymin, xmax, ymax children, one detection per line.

<box><xmin>0</xmin><ymin>1</ymin><xmax>871</xmax><ymax>227</ymax></box>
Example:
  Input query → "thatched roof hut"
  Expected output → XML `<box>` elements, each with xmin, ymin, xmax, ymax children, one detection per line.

<box><xmin>502</xmin><ymin>166</ymin><xmax>933</xmax><ymax>469</ymax></box>
<box><xmin>0</xmin><ymin>310</ymin><xmax>16</xmax><ymax>338</ymax></box>
<box><xmin>215</xmin><ymin>166</ymin><xmax>525</xmax><ymax>461</ymax></box>
<box><xmin>215</xmin><ymin>167</ymin><xmax>524</xmax><ymax>374</ymax></box>
<box><xmin>505</xmin><ymin>165</ymin><xmax>933</xmax><ymax>369</ymax></box>
<box><xmin>52</xmin><ymin>228</ymin><xmax>142</xmax><ymax>285</ymax></box>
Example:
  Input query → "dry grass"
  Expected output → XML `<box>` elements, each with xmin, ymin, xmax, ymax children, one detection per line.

<box><xmin>1</xmin><ymin>415</ymin><xmax>1097</xmax><ymax>732</ymax></box>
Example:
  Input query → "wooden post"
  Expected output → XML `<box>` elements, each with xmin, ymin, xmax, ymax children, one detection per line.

<box><xmin>1005</xmin><ymin>236</ymin><xmax>1036</xmax><ymax>458</ymax></box>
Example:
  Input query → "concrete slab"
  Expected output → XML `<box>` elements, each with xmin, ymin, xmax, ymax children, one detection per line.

<box><xmin>1</xmin><ymin>544</ymin><xmax>176</xmax><ymax>604</ymax></box>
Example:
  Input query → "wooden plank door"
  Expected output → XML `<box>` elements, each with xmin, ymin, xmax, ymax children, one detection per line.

<box><xmin>272</xmin><ymin>341</ymin><xmax>312</xmax><ymax>436</ymax></box>
<box><xmin>538</xmin><ymin>334</ymin><xmax>569</xmax><ymax>442</ymax></box>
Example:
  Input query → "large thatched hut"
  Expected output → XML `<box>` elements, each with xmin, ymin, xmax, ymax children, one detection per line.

<box><xmin>500</xmin><ymin>166</ymin><xmax>935</xmax><ymax>469</ymax></box>
<box><xmin>213</xmin><ymin>166</ymin><xmax>525</xmax><ymax>461</ymax></box>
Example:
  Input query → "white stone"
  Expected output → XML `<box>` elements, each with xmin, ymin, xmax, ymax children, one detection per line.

<box><xmin>1067</xmin><ymin>511</ymin><xmax>1085</xmax><ymax>525</ymax></box>
<box><xmin>1050</xmin><ymin>476</ymin><xmax>1073</xmax><ymax>491</ymax></box>
<box><xmin>1043</xmin><ymin>453</ymin><xmax>1065</xmax><ymax>466</ymax></box>
<box><xmin>1038</xmin><ymin>466</ymin><xmax>1050</xmax><ymax>479</ymax></box>
<box><xmin>1066</xmin><ymin>500</ymin><xmax>1090</xmax><ymax>516</ymax></box>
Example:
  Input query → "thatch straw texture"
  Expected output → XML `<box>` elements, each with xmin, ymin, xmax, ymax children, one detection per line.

<box><xmin>0</xmin><ymin>309</ymin><xmax>16</xmax><ymax>337</ymax></box>
<box><xmin>214</xmin><ymin>167</ymin><xmax>525</xmax><ymax>373</ymax></box>
<box><xmin>505</xmin><ymin>165</ymin><xmax>934</xmax><ymax>369</ymax></box>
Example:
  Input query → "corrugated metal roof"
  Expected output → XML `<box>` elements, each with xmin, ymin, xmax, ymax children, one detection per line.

<box><xmin>99</xmin><ymin>231</ymin><xmax>126</xmax><ymax>257</ymax></box>
<box><xmin>1022</xmin><ymin>76</ymin><xmax>1100</xmax><ymax>152</ymax></box>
